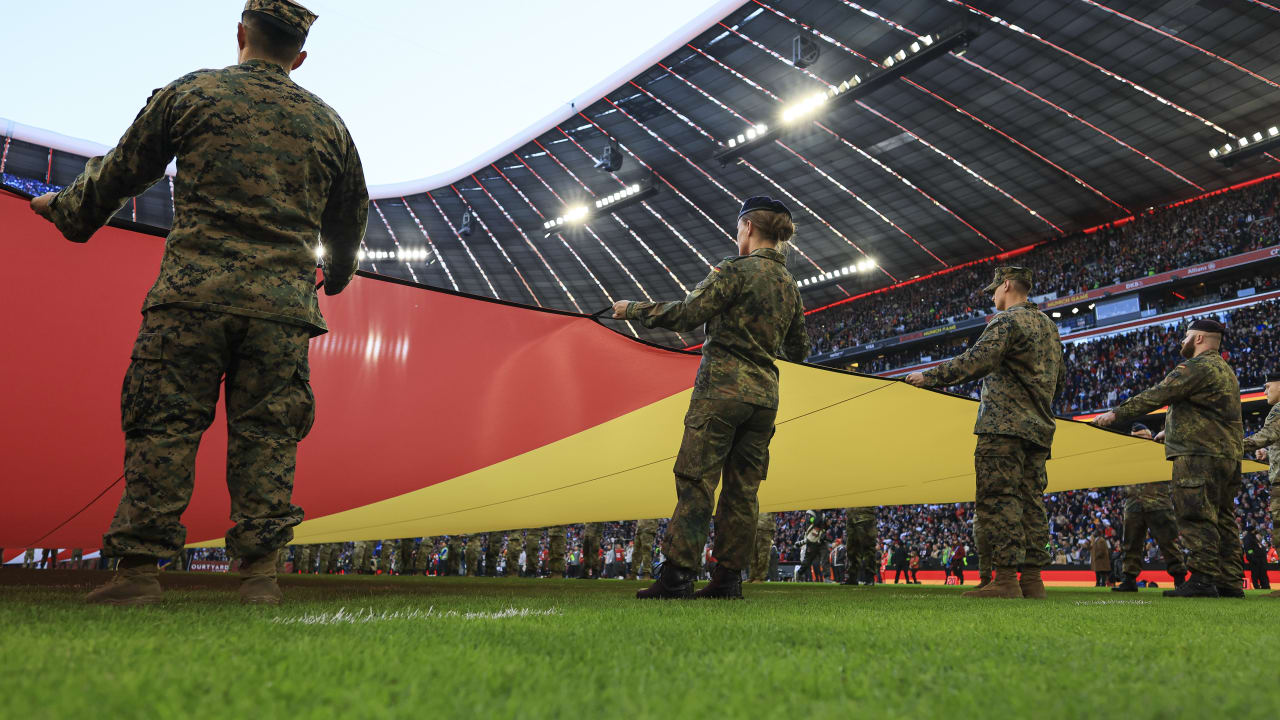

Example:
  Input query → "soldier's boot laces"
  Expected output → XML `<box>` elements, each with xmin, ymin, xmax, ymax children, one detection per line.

<box><xmin>635</xmin><ymin>564</ymin><xmax>694</xmax><ymax>600</ymax></box>
<box><xmin>1019</xmin><ymin>567</ymin><xmax>1047</xmax><ymax>599</ymax></box>
<box><xmin>1161</xmin><ymin>572</ymin><xmax>1219</xmax><ymax>598</ymax></box>
<box><xmin>974</xmin><ymin>573</ymin><xmax>992</xmax><ymax>590</ymax></box>
<box><xmin>1215</xmin><ymin>582</ymin><xmax>1246</xmax><ymax>599</ymax></box>
<box><xmin>693</xmin><ymin>565</ymin><xmax>744</xmax><ymax>600</ymax></box>
<box><xmin>1171</xmin><ymin>571</ymin><xmax>1186</xmax><ymax>588</ymax></box>
<box><xmin>239</xmin><ymin>552</ymin><xmax>284</xmax><ymax>605</ymax></box>
<box><xmin>1111</xmin><ymin>575</ymin><xmax>1139</xmax><ymax>592</ymax></box>
<box><xmin>85</xmin><ymin>557</ymin><xmax>163</xmax><ymax>606</ymax></box>
<box><xmin>961</xmin><ymin>568</ymin><xmax>1022</xmax><ymax>599</ymax></box>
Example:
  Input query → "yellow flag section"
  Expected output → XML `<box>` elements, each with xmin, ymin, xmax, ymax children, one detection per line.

<box><xmin>237</xmin><ymin>361</ymin><xmax>1261</xmax><ymax>545</ymax></box>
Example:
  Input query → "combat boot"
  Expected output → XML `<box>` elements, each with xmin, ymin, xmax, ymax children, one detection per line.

<box><xmin>1161</xmin><ymin>572</ymin><xmax>1218</xmax><ymax>598</ymax></box>
<box><xmin>239</xmin><ymin>552</ymin><xmax>284</xmax><ymax>605</ymax></box>
<box><xmin>1266</xmin><ymin>589</ymin><xmax>1280</xmax><ymax>598</ymax></box>
<box><xmin>961</xmin><ymin>568</ymin><xmax>1022</xmax><ymax>599</ymax></box>
<box><xmin>1111</xmin><ymin>574</ymin><xmax>1139</xmax><ymax>592</ymax></box>
<box><xmin>1019</xmin><ymin>567</ymin><xmax>1047</xmax><ymax>599</ymax></box>
<box><xmin>635</xmin><ymin>564</ymin><xmax>694</xmax><ymax>600</ymax></box>
<box><xmin>85</xmin><ymin>557</ymin><xmax>162</xmax><ymax>606</ymax></box>
<box><xmin>693</xmin><ymin>565</ymin><xmax>743</xmax><ymax>600</ymax></box>
<box><xmin>974</xmin><ymin>573</ymin><xmax>992</xmax><ymax>590</ymax></box>
<box><xmin>1171</xmin><ymin>571</ymin><xmax>1186</xmax><ymax>588</ymax></box>
<box><xmin>1215</xmin><ymin>583</ymin><xmax>1245</xmax><ymax>599</ymax></box>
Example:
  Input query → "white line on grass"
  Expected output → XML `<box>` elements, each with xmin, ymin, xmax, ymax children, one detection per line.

<box><xmin>1072</xmin><ymin>599</ymin><xmax>1152</xmax><ymax>606</ymax></box>
<box><xmin>271</xmin><ymin>606</ymin><xmax>563</xmax><ymax>625</ymax></box>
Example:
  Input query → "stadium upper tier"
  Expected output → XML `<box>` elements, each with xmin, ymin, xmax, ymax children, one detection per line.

<box><xmin>4</xmin><ymin>0</ymin><xmax>1279</xmax><ymax>348</ymax></box>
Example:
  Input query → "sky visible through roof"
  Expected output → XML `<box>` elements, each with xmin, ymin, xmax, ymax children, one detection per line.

<box><xmin>2</xmin><ymin>0</ymin><xmax>723</xmax><ymax>186</ymax></box>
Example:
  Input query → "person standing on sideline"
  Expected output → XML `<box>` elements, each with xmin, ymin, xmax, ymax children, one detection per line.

<box><xmin>1094</xmin><ymin>319</ymin><xmax>1244</xmax><ymax>598</ymax></box>
<box><xmin>1112</xmin><ymin>423</ymin><xmax>1187</xmax><ymax>591</ymax></box>
<box><xmin>907</xmin><ymin>267</ymin><xmax>1065</xmax><ymax>600</ymax></box>
<box><xmin>31</xmin><ymin>0</ymin><xmax>368</xmax><ymax>606</ymax></box>
<box><xmin>615</xmin><ymin>196</ymin><xmax>808</xmax><ymax>599</ymax></box>
<box><xmin>1090</xmin><ymin>531</ymin><xmax>1111</xmax><ymax>587</ymax></box>
<box><xmin>630</xmin><ymin>518</ymin><xmax>660</xmax><ymax>580</ymax></box>
<box><xmin>1242</xmin><ymin>372</ymin><xmax>1279</xmax><ymax>598</ymax></box>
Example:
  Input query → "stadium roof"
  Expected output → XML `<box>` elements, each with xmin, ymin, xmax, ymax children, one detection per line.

<box><xmin>5</xmin><ymin>0</ymin><xmax>1280</xmax><ymax>347</ymax></box>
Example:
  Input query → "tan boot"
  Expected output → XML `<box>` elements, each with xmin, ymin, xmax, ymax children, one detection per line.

<box><xmin>975</xmin><ymin>573</ymin><xmax>992</xmax><ymax>590</ymax></box>
<box><xmin>1267</xmin><ymin>589</ymin><xmax>1280</xmax><ymax>598</ymax></box>
<box><xmin>85</xmin><ymin>557</ymin><xmax>162</xmax><ymax>606</ymax></box>
<box><xmin>961</xmin><ymin>568</ymin><xmax>1023</xmax><ymax>599</ymax></box>
<box><xmin>239</xmin><ymin>552</ymin><xmax>283</xmax><ymax>605</ymax></box>
<box><xmin>1019</xmin><ymin>567</ymin><xmax>1047</xmax><ymax>599</ymax></box>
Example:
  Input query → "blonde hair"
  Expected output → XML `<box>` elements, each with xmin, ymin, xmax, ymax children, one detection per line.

<box><xmin>741</xmin><ymin>209</ymin><xmax>795</xmax><ymax>253</ymax></box>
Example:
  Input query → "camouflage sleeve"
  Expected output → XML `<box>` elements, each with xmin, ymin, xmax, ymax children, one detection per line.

<box><xmin>320</xmin><ymin>138</ymin><xmax>370</xmax><ymax>296</ymax></box>
<box><xmin>1111</xmin><ymin>360</ymin><xmax>1204</xmax><ymax>424</ymax></box>
<box><xmin>1054</xmin><ymin>347</ymin><xmax>1067</xmax><ymax>400</ymax></box>
<box><xmin>1242</xmin><ymin>412</ymin><xmax>1280</xmax><ymax>452</ymax></box>
<box><xmin>920</xmin><ymin>313</ymin><xmax>1011</xmax><ymax>387</ymax></box>
<box><xmin>48</xmin><ymin>85</ymin><xmax>176</xmax><ymax>243</ymax></box>
<box><xmin>625</xmin><ymin>261</ymin><xmax>739</xmax><ymax>332</ymax></box>
<box><xmin>781</xmin><ymin>291</ymin><xmax>809</xmax><ymax>363</ymax></box>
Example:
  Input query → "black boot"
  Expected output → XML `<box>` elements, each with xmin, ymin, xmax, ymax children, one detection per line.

<box><xmin>1111</xmin><ymin>574</ymin><xmax>1139</xmax><ymax>592</ymax></box>
<box><xmin>693</xmin><ymin>565</ymin><xmax>743</xmax><ymax>599</ymax></box>
<box><xmin>636</xmin><ymin>564</ymin><xmax>694</xmax><ymax>600</ymax></box>
<box><xmin>1171</xmin><ymin>571</ymin><xmax>1186</xmax><ymax>588</ymax></box>
<box><xmin>1215</xmin><ymin>581</ymin><xmax>1246</xmax><ymax>599</ymax></box>
<box><xmin>1162</xmin><ymin>572</ymin><xmax>1219</xmax><ymax>598</ymax></box>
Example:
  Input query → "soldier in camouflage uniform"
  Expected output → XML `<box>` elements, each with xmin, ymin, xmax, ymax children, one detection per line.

<box><xmin>616</xmin><ymin>196</ymin><xmax>808</xmax><ymax>600</ymax></box>
<box><xmin>33</xmin><ymin>0</ymin><xmax>369</xmax><ymax>606</ymax></box>
<box><xmin>465</xmin><ymin>535</ymin><xmax>481</xmax><ymax>577</ymax></box>
<box><xmin>523</xmin><ymin>529</ymin><xmax>542</xmax><ymax>578</ymax></box>
<box><xmin>446</xmin><ymin>536</ymin><xmax>463</xmax><ymax>576</ymax></box>
<box><xmin>908</xmin><ymin>267</ymin><xmax>1065</xmax><ymax>600</ymax></box>
<box><xmin>546</xmin><ymin>526</ymin><xmax>567</xmax><ymax>578</ymax></box>
<box><xmin>314</xmin><ymin>543</ymin><xmax>333</xmax><ymax>574</ymax></box>
<box><xmin>842</xmin><ymin>507</ymin><xmax>877</xmax><ymax>586</ymax></box>
<box><xmin>1242</xmin><ymin>372</ymin><xmax>1280</xmax><ymax>599</ymax></box>
<box><xmin>294</xmin><ymin>544</ymin><xmax>314</xmax><ymax>574</ymax></box>
<box><xmin>580</xmin><ymin>523</ymin><xmax>602</xmax><ymax>579</ymax></box>
<box><xmin>630</xmin><ymin>518</ymin><xmax>660</xmax><ymax>580</ymax></box>
<box><xmin>748</xmin><ymin>513</ymin><xmax>775</xmax><ymax>583</ymax></box>
<box><xmin>971</xmin><ymin>514</ymin><xmax>992</xmax><ymax>589</ymax></box>
<box><xmin>399</xmin><ymin>539</ymin><xmax>417</xmax><ymax>575</ymax></box>
<box><xmin>352</xmin><ymin>540</ymin><xmax>375</xmax><ymax>574</ymax></box>
<box><xmin>379</xmin><ymin>540</ymin><xmax>399</xmax><ymax>574</ymax></box>
<box><xmin>1112</xmin><ymin>424</ymin><xmax>1187</xmax><ymax>592</ymax></box>
<box><xmin>504</xmin><ymin>531</ymin><xmax>521</xmax><ymax>577</ymax></box>
<box><xmin>1096</xmin><ymin>318</ymin><xmax>1244</xmax><ymax>598</ymax></box>
<box><xmin>481</xmin><ymin>533</ymin><xmax>499</xmax><ymax>577</ymax></box>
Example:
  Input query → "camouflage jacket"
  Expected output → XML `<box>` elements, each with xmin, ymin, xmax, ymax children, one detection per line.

<box><xmin>625</xmin><ymin>247</ymin><xmax>807</xmax><ymax>409</ymax></box>
<box><xmin>921</xmin><ymin>301</ymin><xmax>1065</xmax><ymax>448</ymax></box>
<box><xmin>49</xmin><ymin>59</ymin><xmax>368</xmax><ymax>335</ymax></box>
<box><xmin>846</xmin><ymin>506</ymin><xmax>876</xmax><ymax>525</ymax></box>
<box><xmin>1124</xmin><ymin>480</ymin><xmax>1173</xmax><ymax>512</ymax></box>
<box><xmin>1112</xmin><ymin>352</ymin><xmax>1243</xmax><ymax>459</ymax></box>
<box><xmin>1243</xmin><ymin>403</ymin><xmax>1280</xmax><ymax>485</ymax></box>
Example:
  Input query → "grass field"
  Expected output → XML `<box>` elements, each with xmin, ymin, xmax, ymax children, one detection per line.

<box><xmin>1</xmin><ymin>570</ymin><xmax>1276</xmax><ymax>719</ymax></box>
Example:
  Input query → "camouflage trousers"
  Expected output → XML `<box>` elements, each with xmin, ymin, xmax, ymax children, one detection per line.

<box><xmin>632</xmin><ymin>518</ymin><xmax>659</xmax><ymax>579</ymax></box>
<box><xmin>483</xmin><ymin>533</ymin><xmax>500</xmax><ymax>576</ymax></box>
<box><xmin>293</xmin><ymin>544</ymin><xmax>313</xmax><ymax>573</ymax></box>
<box><xmin>581</xmin><ymin>523</ymin><xmax>602</xmax><ymax>577</ymax></box>
<box><xmin>1170</xmin><ymin>456</ymin><xmax>1243</xmax><ymax>585</ymax></box>
<box><xmin>103</xmin><ymin>307</ymin><xmax>311</xmax><ymax>560</ymax></box>
<box><xmin>504</xmin><ymin>532</ymin><xmax>522</xmax><ymax>576</ymax></box>
<box><xmin>523</xmin><ymin>530</ymin><xmax>542</xmax><ymax>577</ymax></box>
<box><xmin>1120</xmin><ymin>508</ymin><xmax>1186</xmax><ymax>577</ymax></box>
<box><xmin>973</xmin><ymin>514</ymin><xmax>992</xmax><ymax>580</ymax></box>
<box><xmin>547</xmin><ymin>526</ymin><xmax>566</xmax><ymax>576</ymax></box>
<box><xmin>973</xmin><ymin>434</ymin><xmax>1050</xmax><ymax>569</ymax></box>
<box><xmin>315</xmin><ymin>543</ymin><xmax>337</xmax><ymax>574</ymax></box>
<box><xmin>844</xmin><ymin>519</ymin><xmax>877</xmax><ymax>582</ymax></box>
<box><xmin>352</xmin><ymin>540</ymin><xmax>375</xmax><ymax>573</ymax></box>
<box><xmin>664</xmin><ymin>398</ymin><xmax>776</xmax><ymax>572</ymax></box>
<box><xmin>446</xmin><ymin>540</ymin><xmax>462</xmax><ymax>575</ymax></box>
<box><xmin>465</xmin><ymin>543</ymin><xmax>480</xmax><ymax>576</ymax></box>
<box><xmin>379</xmin><ymin>540</ymin><xmax>397</xmax><ymax>573</ymax></box>
<box><xmin>748</xmin><ymin>513</ymin><xmax>774</xmax><ymax>581</ymax></box>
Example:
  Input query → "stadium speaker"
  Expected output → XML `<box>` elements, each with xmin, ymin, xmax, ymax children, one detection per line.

<box><xmin>594</xmin><ymin>141</ymin><xmax>624</xmax><ymax>173</ymax></box>
<box><xmin>792</xmin><ymin>35</ymin><xmax>820</xmax><ymax>69</ymax></box>
<box><xmin>459</xmin><ymin>210</ymin><xmax>474</xmax><ymax>237</ymax></box>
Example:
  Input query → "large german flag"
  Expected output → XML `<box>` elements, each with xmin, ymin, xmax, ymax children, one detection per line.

<box><xmin>0</xmin><ymin>194</ymin><xmax>1258</xmax><ymax>552</ymax></box>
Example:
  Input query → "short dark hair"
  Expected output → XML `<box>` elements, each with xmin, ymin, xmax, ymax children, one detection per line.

<box><xmin>242</xmin><ymin>10</ymin><xmax>305</xmax><ymax>63</ymax></box>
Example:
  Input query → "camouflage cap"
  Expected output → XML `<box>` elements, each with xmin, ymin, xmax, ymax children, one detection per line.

<box><xmin>982</xmin><ymin>266</ymin><xmax>1033</xmax><ymax>294</ymax></box>
<box><xmin>243</xmin><ymin>0</ymin><xmax>317</xmax><ymax>39</ymax></box>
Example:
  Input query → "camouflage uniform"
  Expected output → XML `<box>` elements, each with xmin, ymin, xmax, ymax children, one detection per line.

<box><xmin>921</xmin><ymin>289</ymin><xmax>1065</xmax><ymax>573</ymax></box>
<box><xmin>632</xmin><ymin>518</ymin><xmax>660</xmax><ymax>579</ymax></box>
<box><xmin>465</xmin><ymin>535</ymin><xmax>481</xmax><ymax>577</ymax></box>
<box><xmin>294</xmin><ymin>544</ymin><xmax>313</xmax><ymax>573</ymax></box>
<box><xmin>972</xmin><ymin>513</ymin><xmax>992</xmax><ymax>583</ymax></box>
<box><xmin>1119</xmin><ymin>482</ymin><xmax>1186</xmax><ymax>578</ymax></box>
<box><xmin>1242</xmin><ymin>403</ymin><xmax>1280</xmax><ymax>545</ymax></box>
<box><xmin>314</xmin><ymin>543</ymin><xmax>334</xmax><ymax>574</ymax></box>
<box><xmin>446</xmin><ymin>536</ymin><xmax>463</xmax><ymax>576</ymax></box>
<box><xmin>398</xmin><ymin>539</ymin><xmax>417</xmax><ymax>574</ymax></box>
<box><xmin>624</xmin><ymin>246</ymin><xmax>807</xmax><ymax>571</ymax></box>
<box><xmin>580</xmin><ymin>523</ymin><xmax>602</xmax><ymax>578</ymax></box>
<box><xmin>378</xmin><ymin>540</ymin><xmax>398</xmax><ymax>574</ymax></box>
<box><xmin>352</xmin><ymin>540</ymin><xmax>375</xmax><ymax>574</ymax></box>
<box><xmin>748</xmin><ymin>513</ymin><xmax>775</xmax><ymax>582</ymax></box>
<box><xmin>504</xmin><ymin>531</ymin><xmax>521</xmax><ymax>577</ymax></box>
<box><xmin>1111</xmin><ymin>352</ymin><xmax>1243</xmax><ymax>587</ymax></box>
<box><xmin>547</xmin><ymin>526</ymin><xmax>567</xmax><ymax>578</ymax></box>
<box><xmin>844</xmin><ymin>507</ymin><xmax>877</xmax><ymax>584</ymax></box>
<box><xmin>523</xmin><ymin>529</ymin><xmax>542</xmax><ymax>577</ymax></box>
<box><xmin>46</xmin><ymin>47</ymin><xmax>368</xmax><ymax>563</ymax></box>
<box><xmin>23</xmin><ymin>549</ymin><xmax>36</xmax><ymax>569</ymax></box>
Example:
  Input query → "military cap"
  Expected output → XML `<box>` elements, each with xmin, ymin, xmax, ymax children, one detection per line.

<box><xmin>243</xmin><ymin>0</ymin><xmax>317</xmax><ymax>39</ymax></box>
<box><xmin>982</xmin><ymin>266</ymin><xmax>1033</xmax><ymax>294</ymax></box>
<box><xmin>1264</xmin><ymin>372</ymin><xmax>1280</xmax><ymax>384</ymax></box>
<box><xmin>738</xmin><ymin>195</ymin><xmax>791</xmax><ymax>220</ymax></box>
<box><xmin>1188</xmin><ymin>318</ymin><xmax>1226</xmax><ymax>335</ymax></box>
<box><xmin>1130</xmin><ymin>422</ymin><xmax>1149</xmax><ymax>433</ymax></box>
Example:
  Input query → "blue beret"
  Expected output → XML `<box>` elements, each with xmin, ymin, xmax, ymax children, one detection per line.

<box><xmin>738</xmin><ymin>195</ymin><xmax>791</xmax><ymax>220</ymax></box>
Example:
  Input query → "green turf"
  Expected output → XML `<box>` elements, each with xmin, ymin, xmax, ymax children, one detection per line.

<box><xmin>1</xmin><ymin>574</ymin><xmax>1276</xmax><ymax>719</ymax></box>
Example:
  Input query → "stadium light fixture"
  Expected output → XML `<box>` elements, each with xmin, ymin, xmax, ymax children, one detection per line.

<box><xmin>1209</xmin><ymin>123</ymin><xmax>1280</xmax><ymax>166</ymax></box>
<box><xmin>543</xmin><ymin>178</ymin><xmax>659</xmax><ymax>237</ymax></box>
<box><xmin>713</xmin><ymin>25</ymin><xmax>977</xmax><ymax>166</ymax></box>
